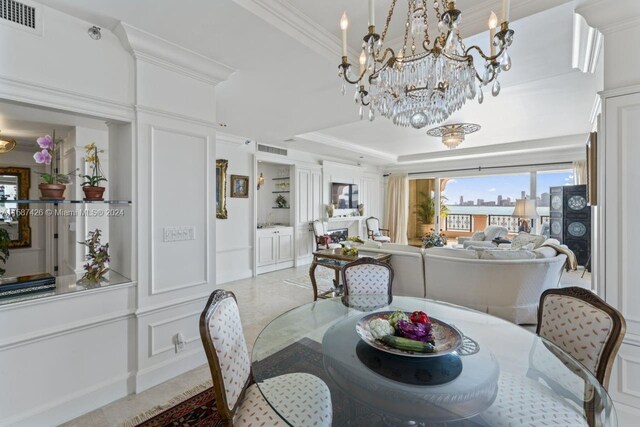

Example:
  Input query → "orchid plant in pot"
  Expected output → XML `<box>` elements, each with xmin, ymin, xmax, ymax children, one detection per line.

<box><xmin>33</xmin><ymin>131</ymin><xmax>73</xmax><ymax>200</ymax></box>
<box><xmin>79</xmin><ymin>143</ymin><xmax>107</xmax><ymax>201</ymax></box>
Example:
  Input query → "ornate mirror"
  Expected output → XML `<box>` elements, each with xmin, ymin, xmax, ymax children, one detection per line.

<box><xmin>216</xmin><ymin>159</ymin><xmax>228</xmax><ymax>219</ymax></box>
<box><xmin>0</xmin><ymin>167</ymin><xmax>31</xmax><ymax>248</ymax></box>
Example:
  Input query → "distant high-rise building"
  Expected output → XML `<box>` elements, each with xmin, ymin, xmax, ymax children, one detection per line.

<box><xmin>540</xmin><ymin>192</ymin><xmax>551</xmax><ymax>207</ymax></box>
<box><xmin>477</xmin><ymin>198</ymin><xmax>485</xmax><ymax>206</ymax></box>
<box><xmin>521</xmin><ymin>190</ymin><xmax>526</xmax><ymax>199</ymax></box>
<box><xmin>459</xmin><ymin>195</ymin><xmax>464</xmax><ymax>205</ymax></box>
<box><xmin>497</xmin><ymin>195</ymin><xmax>503</xmax><ymax>205</ymax></box>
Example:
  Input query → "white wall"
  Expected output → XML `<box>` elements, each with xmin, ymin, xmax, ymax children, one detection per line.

<box><xmin>0</xmin><ymin>0</ymin><xmax>134</xmax><ymax>117</ymax></box>
<box><xmin>216</xmin><ymin>136</ymin><xmax>255</xmax><ymax>284</ymax></box>
<box><xmin>0</xmin><ymin>4</ymin><xmax>232</xmax><ymax>426</ymax></box>
<box><xmin>577</xmin><ymin>1</ymin><xmax>640</xmax><ymax>424</ymax></box>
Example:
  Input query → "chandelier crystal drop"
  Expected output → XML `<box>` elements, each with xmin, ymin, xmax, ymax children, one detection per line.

<box><xmin>338</xmin><ymin>0</ymin><xmax>515</xmax><ymax>129</ymax></box>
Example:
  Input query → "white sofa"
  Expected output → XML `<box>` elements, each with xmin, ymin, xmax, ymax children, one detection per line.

<box><xmin>355</xmin><ymin>241</ymin><xmax>567</xmax><ymax>324</ymax></box>
<box><xmin>358</xmin><ymin>243</ymin><xmax>426</xmax><ymax>298</ymax></box>
<box><xmin>423</xmin><ymin>247</ymin><xmax>567</xmax><ymax>324</ymax></box>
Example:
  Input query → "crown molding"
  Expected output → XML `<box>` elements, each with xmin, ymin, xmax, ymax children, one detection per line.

<box><xmin>231</xmin><ymin>0</ymin><xmax>358</xmax><ymax>62</ymax></box>
<box><xmin>297</xmin><ymin>131</ymin><xmax>398</xmax><ymax>163</ymax></box>
<box><xmin>114</xmin><ymin>22</ymin><xmax>235</xmax><ymax>86</ymax></box>
<box><xmin>576</xmin><ymin>0</ymin><xmax>640</xmax><ymax>34</ymax></box>
<box><xmin>395</xmin><ymin>134</ymin><xmax>586</xmax><ymax>165</ymax></box>
<box><xmin>216</xmin><ymin>131</ymin><xmax>249</xmax><ymax>146</ymax></box>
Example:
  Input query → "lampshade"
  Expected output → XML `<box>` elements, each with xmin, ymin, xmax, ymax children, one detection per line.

<box><xmin>511</xmin><ymin>199</ymin><xmax>539</xmax><ymax>218</ymax></box>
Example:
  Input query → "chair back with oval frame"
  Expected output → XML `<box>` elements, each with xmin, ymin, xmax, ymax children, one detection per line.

<box><xmin>199</xmin><ymin>290</ymin><xmax>252</xmax><ymax>423</ymax></box>
<box><xmin>536</xmin><ymin>286</ymin><xmax>626</xmax><ymax>389</ymax></box>
<box><xmin>341</xmin><ymin>257</ymin><xmax>394</xmax><ymax>297</ymax></box>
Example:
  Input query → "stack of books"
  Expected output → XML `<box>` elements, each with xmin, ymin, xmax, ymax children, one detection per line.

<box><xmin>0</xmin><ymin>273</ymin><xmax>57</xmax><ymax>299</ymax></box>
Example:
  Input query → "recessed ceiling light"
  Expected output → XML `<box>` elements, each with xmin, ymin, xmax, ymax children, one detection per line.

<box><xmin>218</xmin><ymin>123</ymin><xmax>227</xmax><ymax>127</ymax></box>
<box><xmin>359</xmin><ymin>156</ymin><xmax>364</xmax><ymax>159</ymax></box>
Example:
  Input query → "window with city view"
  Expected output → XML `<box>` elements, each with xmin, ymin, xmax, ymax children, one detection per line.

<box><xmin>440</xmin><ymin>170</ymin><xmax>574</xmax><ymax>233</ymax></box>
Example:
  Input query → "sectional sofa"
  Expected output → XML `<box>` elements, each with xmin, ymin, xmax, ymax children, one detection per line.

<box><xmin>359</xmin><ymin>241</ymin><xmax>568</xmax><ymax>324</ymax></box>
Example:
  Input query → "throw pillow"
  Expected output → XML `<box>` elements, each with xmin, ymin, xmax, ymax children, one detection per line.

<box><xmin>479</xmin><ymin>249</ymin><xmax>537</xmax><ymax>260</ymax></box>
<box><xmin>470</xmin><ymin>231</ymin><xmax>485</xmax><ymax>241</ymax></box>
<box><xmin>511</xmin><ymin>233</ymin><xmax>546</xmax><ymax>250</ymax></box>
<box><xmin>483</xmin><ymin>226</ymin><xmax>509</xmax><ymax>241</ymax></box>
<box><xmin>534</xmin><ymin>247</ymin><xmax>558</xmax><ymax>258</ymax></box>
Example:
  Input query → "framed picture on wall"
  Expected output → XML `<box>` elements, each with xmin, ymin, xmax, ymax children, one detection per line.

<box><xmin>230</xmin><ymin>175</ymin><xmax>249</xmax><ymax>198</ymax></box>
<box><xmin>216</xmin><ymin>159</ymin><xmax>228</xmax><ymax>219</ymax></box>
<box><xmin>586</xmin><ymin>132</ymin><xmax>597</xmax><ymax>206</ymax></box>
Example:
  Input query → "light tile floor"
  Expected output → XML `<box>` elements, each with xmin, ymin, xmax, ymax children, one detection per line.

<box><xmin>63</xmin><ymin>265</ymin><xmax>590</xmax><ymax>427</ymax></box>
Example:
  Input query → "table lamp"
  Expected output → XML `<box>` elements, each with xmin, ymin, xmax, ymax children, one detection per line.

<box><xmin>512</xmin><ymin>198</ymin><xmax>539</xmax><ymax>233</ymax></box>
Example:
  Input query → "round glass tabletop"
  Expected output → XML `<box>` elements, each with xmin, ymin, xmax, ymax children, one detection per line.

<box><xmin>251</xmin><ymin>295</ymin><xmax>617</xmax><ymax>426</ymax></box>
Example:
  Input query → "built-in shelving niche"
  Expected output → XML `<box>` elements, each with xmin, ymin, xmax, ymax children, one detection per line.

<box><xmin>0</xmin><ymin>102</ymin><xmax>134</xmax><ymax>306</ymax></box>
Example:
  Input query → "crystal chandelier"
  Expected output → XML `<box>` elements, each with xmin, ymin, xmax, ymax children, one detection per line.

<box><xmin>338</xmin><ymin>0</ymin><xmax>515</xmax><ymax>128</ymax></box>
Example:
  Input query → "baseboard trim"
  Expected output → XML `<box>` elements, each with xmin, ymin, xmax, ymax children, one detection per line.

<box><xmin>135</xmin><ymin>347</ymin><xmax>207</xmax><ymax>393</ymax></box>
<box><xmin>0</xmin><ymin>371</ymin><xmax>135</xmax><ymax>427</ymax></box>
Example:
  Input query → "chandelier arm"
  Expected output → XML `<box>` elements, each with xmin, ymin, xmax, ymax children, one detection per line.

<box><xmin>464</xmin><ymin>44</ymin><xmax>506</xmax><ymax>62</ymax></box>
<box><xmin>341</xmin><ymin>68</ymin><xmax>368</xmax><ymax>85</ymax></box>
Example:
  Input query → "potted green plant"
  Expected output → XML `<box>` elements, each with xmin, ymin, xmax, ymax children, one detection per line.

<box><xmin>33</xmin><ymin>131</ymin><xmax>74</xmax><ymax>200</ymax></box>
<box><xmin>415</xmin><ymin>191</ymin><xmax>436</xmax><ymax>237</ymax></box>
<box><xmin>0</xmin><ymin>228</ymin><xmax>10</xmax><ymax>278</ymax></box>
<box><xmin>78</xmin><ymin>229</ymin><xmax>109</xmax><ymax>284</ymax></box>
<box><xmin>80</xmin><ymin>143</ymin><xmax>107</xmax><ymax>201</ymax></box>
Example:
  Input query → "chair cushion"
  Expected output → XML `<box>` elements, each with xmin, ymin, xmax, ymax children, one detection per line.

<box><xmin>363</xmin><ymin>240</ymin><xmax>382</xmax><ymax>249</ymax></box>
<box><xmin>511</xmin><ymin>233</ymin><xmax>546</xmax><ymax>250</ymax></box>
<box><xmin>209</xmin><ymin>297</ymin><xmax>251</xmax><ymax>410</ymax></box>
<box><xmin>483</xmin><ymin>226</ymin><xmax>509</xmax><ymax>241</ymax></box>
<box><xmin>481</xmin><ymin>373</ymin><xmax>588</xmax><ymax>426</ymax></box>
<box><xmin>235</xmin><ymin>373</ymin><xmax>332</xmax><ymax>427</ymax></box>
<box><xmin>373</xmin><ymin>235</ymin><xmax>391</xmax><ymax>242</ymax></box>
<box><xmin>538</xmin><ymin>294</ymin><xmax>614</xmax><ymax>376</ymax></box>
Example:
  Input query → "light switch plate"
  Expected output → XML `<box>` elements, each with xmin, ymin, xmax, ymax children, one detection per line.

<box><xmin>163</xmin><ymin>226</ymin><xmax>196</xmax><ymax>242</ymax></box>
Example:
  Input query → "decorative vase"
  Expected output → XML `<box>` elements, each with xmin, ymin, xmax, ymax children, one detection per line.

<box><xmin>82</xmin><ymin>186</ymin><xmax>106</xmax><ymax>201</ymax></box>
<box><xmin>327</xmin><ymin>204</ymin><xmax>334</xmax><ymax>218</ymax></box>
<box><xmin>39</xmin><ymin>183</ymin><xmax>66</xmax><ymax>201</ymax></box>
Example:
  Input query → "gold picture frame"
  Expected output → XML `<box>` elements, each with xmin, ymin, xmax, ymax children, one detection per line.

<box><xmin>587</xmin><ymin>132</ymin><xmax>597</xmax><ymax>206</ymax></box>
<box><xmin>230</xmin><ymin>175</ymin><xmax>249</xmax><ymax>198</ymax></box>
<box><xmin>216</xmin><ymin>159</ymin><xmax>228</xmax><ymax>219</ymax></box>
<box><xmin>0</xmin><ymin>167</ymin><xmax>32</xmax><ymax>248</ymax></box>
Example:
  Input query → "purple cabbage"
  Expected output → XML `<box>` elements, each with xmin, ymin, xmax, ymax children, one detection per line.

<box><xmin>396</xmin><ymin>320</ymin><xmax>435</xmax><ymax>344</ymax></box>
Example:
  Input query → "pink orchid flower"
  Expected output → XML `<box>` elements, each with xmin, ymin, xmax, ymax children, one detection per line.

<box><xmin>36</xmin><ymin>134</ymin><xmax>54</xmax><ymax>150</ymax></box>
<box><xmin>34</xmin><ymin>149</ymin><xmax>52</xmax><ymax>165</ymax></box>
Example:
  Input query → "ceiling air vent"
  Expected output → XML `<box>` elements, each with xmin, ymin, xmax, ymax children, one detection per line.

<box><xmin>1</xmin><ymin>0</ymin><xmax>36</xmax><ymax>29</ymax></box>
<box><xmin>258</xmin><ymin>144</ymin><xmax>288</xmax><ymax>157</ymax></box>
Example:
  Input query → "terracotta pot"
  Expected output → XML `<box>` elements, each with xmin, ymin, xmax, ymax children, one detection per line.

<box><xmin>39</xmin><ymin>183</ymin><xmax>66</xmax><ymax>201</ymax></box>
<box><xmin>419</xmin><ymin>223</ymin><xmax>435</xmax><ymax>237</ymax></box>
<box><xmin>82</xmin><ymin>186</ymin><xmax>105</xmax><ymax>201</ymax></box>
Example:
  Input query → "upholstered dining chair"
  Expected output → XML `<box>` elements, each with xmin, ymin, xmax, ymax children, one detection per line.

<box><xmin>536</xmin><ymin>286</ymin><xmax>626</xmax><ymax>389</ymax></box>
<box><xmin>365</xmin><ymin>217</ymin><xmax>391</xmax><ymax>243</ymax></box>
<box><xmin>341</xmin><ymin>257</ymin><xmax>394</xmax><ymax>297</ymax></box>
<box><xmin>312</xmin><ymin>220</ymin><xmax>342</xmax><ymax>250</ymax></box>
<box><xmin>199</xmin><ymin>290</ymin><xmax>333</xmax><ymax>426</ymax></box>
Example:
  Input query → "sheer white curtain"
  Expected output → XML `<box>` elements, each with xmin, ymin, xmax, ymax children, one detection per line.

<box><xmin>384</xmin><ymin>174</ymin><xmax>409</xmax><ymax>244</ymax></box>
<box><xmin>573</xmin><ymin>160</ymin><xmax>587</xmax><ymax>185</ymax></box>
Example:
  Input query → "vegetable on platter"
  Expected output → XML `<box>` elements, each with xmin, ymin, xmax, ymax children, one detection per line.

<box><xmin>368</xmin><ymin>310</ymin><xmax>437</xmax><ymax>353</ymax></box>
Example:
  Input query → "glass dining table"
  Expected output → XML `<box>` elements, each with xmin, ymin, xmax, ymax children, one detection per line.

<box><xmin>251</xmin><ymin>295</ymin><xmax>617</xmax><ymax>426</ymax></box>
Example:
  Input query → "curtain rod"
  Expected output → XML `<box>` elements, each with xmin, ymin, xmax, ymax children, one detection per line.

<box><xmin>383</xmin><ymin>161</ymin><xmax>573</xmax><ymax>177</ymax></box>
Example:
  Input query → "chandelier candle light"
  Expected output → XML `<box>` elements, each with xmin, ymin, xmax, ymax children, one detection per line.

<box><xmin>338</xmin><ymin>0</ymin><xmax>514</xmax><ymax>128</ymax></box>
